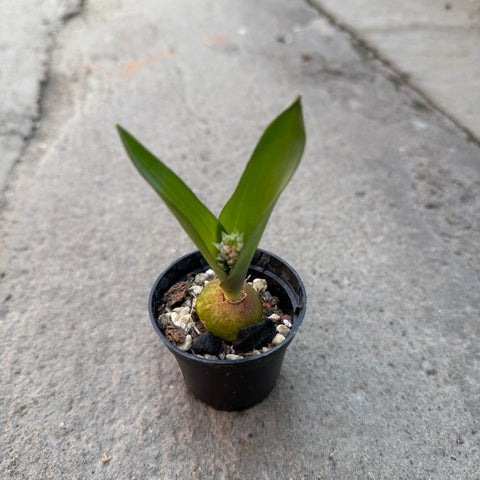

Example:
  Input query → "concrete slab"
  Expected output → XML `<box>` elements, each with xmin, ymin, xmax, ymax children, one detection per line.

<box><xmin>0</xmin><ymin>0</ymin><xmax>83</xmax><ymax>197</ymax></box>
<box><xmin>310</xmin><ymin>0</ymin><xmax>480</xmax><ymax>141</ymax></box>
<box><xmin>1</xmin><ymin>0</ymin><xmax>479</xmax><ymax>478</ymax></box>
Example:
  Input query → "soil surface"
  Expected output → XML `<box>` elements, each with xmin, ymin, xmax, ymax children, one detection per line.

<box><xmin>157</xmin><ymin>270</ymin><xmax>293</xmax><ymax>360</ymax></box>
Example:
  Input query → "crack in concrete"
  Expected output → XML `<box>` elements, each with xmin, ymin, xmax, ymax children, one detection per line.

<box><xmin>304</xmin><ymin>0</ymin><xmax>480</xmax><ymax>147</ymax></box>
<box><xmin>24</xmin><ymin>0</ymin><xmax>86</xmax><ymax>146</ymax></box>
<box><xmin>0</xmin><ymin>0</ymin><xmax>86</xmax><ymax>208</ymax></box>
<box><xmin>62</xmin><ymin>0</ymin><xmax>86</xmax><ymax>23</ymax></box>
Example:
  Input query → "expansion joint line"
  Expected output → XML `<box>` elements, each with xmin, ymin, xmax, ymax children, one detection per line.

<box><xmin>303</xmin><ymin>0</ymin><xmax>480</xmax><ymax>147</ymax></box>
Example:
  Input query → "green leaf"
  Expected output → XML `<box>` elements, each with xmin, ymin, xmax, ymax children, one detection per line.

<box><xmin>116</xmin><ymin>125</ymin><xmax>227</xmax><ymax>281</ymax></box>
<box><xmin>219</xmin><ymin>96</ymin><xmax>306</xmax><ymax>298</ymax></box>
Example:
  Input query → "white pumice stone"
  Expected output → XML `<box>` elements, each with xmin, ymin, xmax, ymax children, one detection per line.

<box><xmin>272</xmin><ymin>333</ymin><xmax>285</xmax><ymax>346</ymax></box>
<box><xmin>268</xmin><ymin>313</ymin><xmax>281</xmax><ymax>321</ymax></box>
<box><xmin>190</xmin><ymin>285</ymin><xmax>203</xmax><ymax>296</ymax></box>
<box><xmin>179</xmin><ymin>307</ymin><xmax>190</xmax><ymax>317</ymax></box>
<box><xmin>276</xmin><ymin>324</ymin><xmax>291</xmax><ymax>337</ymax></box>
<box><xmin>204</xmin><ymin>269</ymin><xmax>214</xmax><ymax>277</ymax></box>
<box><xmin>169</xmin><ymin>312</ymin><xmax>179</xmax><ymax>323</ymax></box>
<box><xmin>261</xmin><ymin>346</ymin><xmax>270</xmax><ymax>353</ymax></box>
<box><xmin>252</xmin><ymin>278</ymin><xmax>268</xmax><ymax>293</ymax></box>
<box><xmin>195</xmin><ymin>273</ymin><xmax>208</xmax><ymax>284</ymax></box>
<box><xmin>226</xmin><ymin>354</ymin><xmax>242</xmax><ymax>360</ymax></box>
<box><xmin>177</xmin><ymin>335</ymin><xmax>192</xmax><ymax>351</ymax></box>
<box><xmin>283</xmin><ymin>319</ymin><xmax>293</xmax><ymax>328</ymax></box>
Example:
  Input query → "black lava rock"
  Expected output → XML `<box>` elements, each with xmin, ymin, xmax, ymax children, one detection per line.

<box><xmin>191</xmin><ymin>331</ymin><xmax>222</xmax><ymax>356</ymax></box>
<box><xmin>233</xmin><ymin>318</ymin><xmax>276</xmax><ymax>354</ymax></box>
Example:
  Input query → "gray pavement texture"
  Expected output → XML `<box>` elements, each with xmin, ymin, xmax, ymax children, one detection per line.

<box><xmin>0</xmin><ymin>0</ymin><xmax>84</xmax><ymax>196</ymax></box>
<box><xmin>310</xmin><ymin>0</ymin><xmax>480</xmax><ymax>142</ymax></box>
<box><xmin>310</xmin><ymin>0</ymin><xmax>480</xmax><ymax>140</ymax></box>
<box><xmin>1</xmin><ymin>0</ymin><xmax>479</xmax><ymax>479</ymax></box>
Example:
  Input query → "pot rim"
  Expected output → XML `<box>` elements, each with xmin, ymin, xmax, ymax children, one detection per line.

<box><xmin>148</xmin><ymin>248</ymin><xmax>306</xmax><ymax>365</ymax></box>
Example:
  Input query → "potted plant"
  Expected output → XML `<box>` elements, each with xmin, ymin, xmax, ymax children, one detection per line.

<box><xmin>117</xmin><ymin>97</ymin><xmax>307</xmax><ymax>410</ymax></box>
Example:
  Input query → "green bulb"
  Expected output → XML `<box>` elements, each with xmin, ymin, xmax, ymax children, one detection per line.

<box><xmin>196</xmin><ymin>279</ymin><xmax>263</xmax><ymax>342</ymax></box>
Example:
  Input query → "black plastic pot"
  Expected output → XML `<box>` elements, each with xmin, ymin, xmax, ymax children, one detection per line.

<box><xmin>148</xmin><ymin>249</ymin><xmax>307</xmax><ymax>411</ymax></box>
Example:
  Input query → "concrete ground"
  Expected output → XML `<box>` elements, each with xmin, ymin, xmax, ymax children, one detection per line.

<box><xmin>309</xmin><ymin>0</ymin><xmax>480</xmax><ymax>141</ymax></box>
<box><xmin>1</xmin><ymin>0</ymin><xmax>479</xmax><ymax>479</ymax></box>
